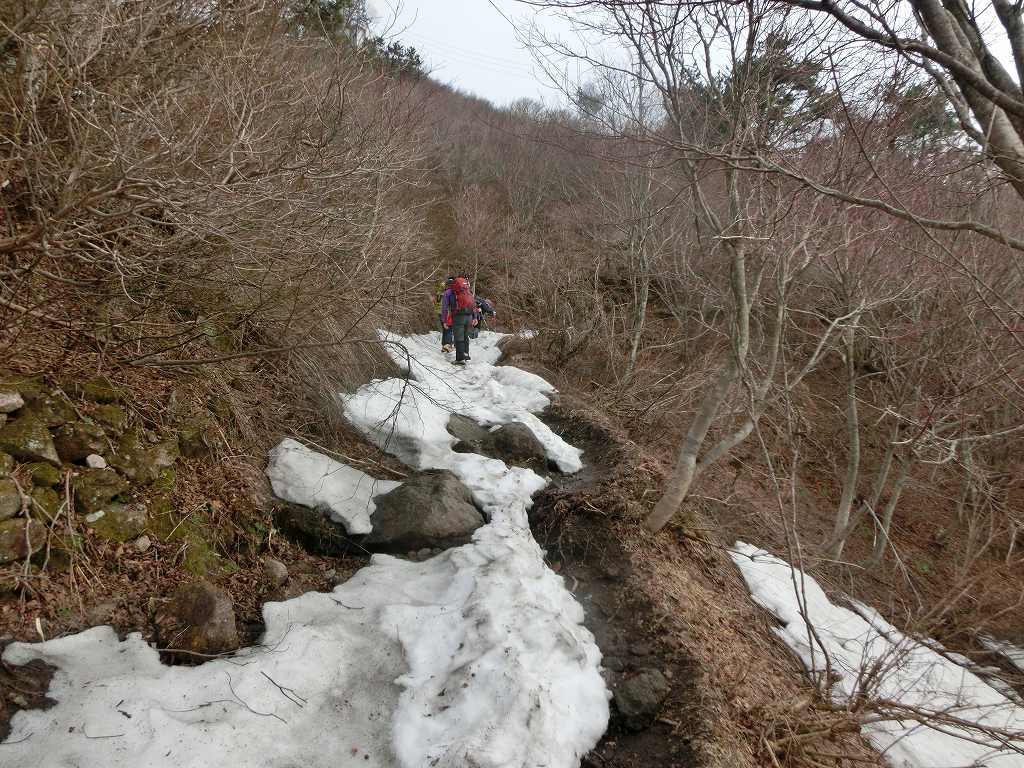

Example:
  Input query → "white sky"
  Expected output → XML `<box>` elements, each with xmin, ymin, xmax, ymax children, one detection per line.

<box><xmin>372</xmin><ymin>0</ymin><xmax>576</xmax><ymax>106</ymax></box>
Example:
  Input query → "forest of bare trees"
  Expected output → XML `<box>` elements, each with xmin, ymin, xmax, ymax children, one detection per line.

<box><xmin>4</xmin><ymin>0</ymin><xmax>1024</xmax><ymax>762</ymax></box>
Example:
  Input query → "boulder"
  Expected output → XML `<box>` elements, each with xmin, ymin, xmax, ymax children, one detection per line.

<box><xmin>0</xmin><ymin>413</ymin><xmax>60</xmax><ymax>465</ymax></box>
<box><xmin>0</xmin><ymin>390</ymin><xmax>23</xmax><ymax>414</ymax></box>
<box><xmin>0</xmin><ymin>518</ymin><xmax>46</xmax><ymax>564</ymax></box>
<box><xmin>86</xmin><ymin>501</ymin><xmax>147</xmax><ymax>542</ymax></box>
<box><xmin>0</xmin><ymin>477</ymin><xmax>20</xmax><ymax>521</ymax></box>
<box><xmin>263</xmin><ymin>558</ymin><xmax>289</xmax><ymax>588</ymax></box>
<box><xmin>364</xmin><ymin>469</ymin><xmax>484</xmax><ymax>551</ymax></box>
<box><xmin>447</xmin><ymin>413</ymin><xmax>490</xmax><ymax>453</ymax></box>
<box><xmin>613</xmin><ymin>668</ymin><xmax>671</xmax><ymax>731</ymax></box>
<box><xmin>154</xmin><ymin>581</ymin><xmax>239</xmax><ymax>658</ymax></box>
<box><xmin>25</xmin><ymin>461</ymin><xmax>61</xmax><ymax>488</ymax></box>
<box><xmin>53</xmin><ymin>421</ymin><xmax>106</xmax><ymax>463</ymax></box>
<box><xmin>74</xmin><ymin>468</ymin><xmax>129</xmax><ymax>515</ymax></box>
<box><xmin>489</xmin><ymin>422</ymin><xmax>547</xmax><ymax>465</ymax></box>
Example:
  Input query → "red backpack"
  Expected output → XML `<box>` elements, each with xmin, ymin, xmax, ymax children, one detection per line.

<box><xmin>452</xmin><ymin>277</ymin><xmax>476</xmax><ymax>311</ymax></box>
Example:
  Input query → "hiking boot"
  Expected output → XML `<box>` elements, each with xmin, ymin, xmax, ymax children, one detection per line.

<box><xmin>452</xmin><ymin>359</ymin><xmax>466</xmax><ymax>366</ymax></box>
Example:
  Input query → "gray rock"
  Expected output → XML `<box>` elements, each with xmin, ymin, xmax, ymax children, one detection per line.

<box><xmin>489</xmin><ymin>422</ymin><xmax>547</xmax><ymax>465</ymax></box>
<box><xmin>134</xmin><ymin>534</ymin><xmax>152</xmax><ymax>553</ymax></box>
<box><xmin>25</xmin><ymin>461</ymin><xmax>61</xmax><ymax>488</ymax></box>
<box><xmin>74</xmin><ymin>468</ymin><xmax>129</xmax><ymax>515</ymax></box>
<box><xmin>85</xmin><ymin>453</ymin><xmax>107</xmax><ymax>469</ymax></box>
<box><xmin>263</xmin><ymin>557</ymin><xmax>288</xmax><ymax>587</ymax></box>
<box><xmin>364</xmin><ymin>469</ymin><xmax>484</xmax><ymax>551</ymax></box>
<box><xmin>155</xmin><ymin>581</ymin><xmax>239</xmax><ymax>657</ymax></box>
<box><xmin>53</xmin><ymin>420</ymin><xmax>107</xmax><ymax>463</ymax></box>
<box><xmin>110</xmin><ymin>431</ymin><xmax>179</xmax><ymax>484</ymax></box>
<box><xmin>613</xmin><ymin>668</ymin><xmax>671</xmax><ymax>730</ymax></box>
<box><xmin>447</xmin><ymin>414</ymin><xmax>490</xmax><ymax>453</ymax></box>
<box><xmin>0</xmin><ymin>518</ymin><xmax>46</xmax><ymax>564</ymax></box>
<box><xmin>23</xmin><ymin>395</ymin><xmax>75</xmax><ymax>428</ymax></box>
<box><xmin>0</xmin><ymin>477</ymin><xmax>20</xmax><ymax>521</ymax></box>
<box><xmin>0</xmin><ymin>452</ymin><xmax>12</xmax><ymax>477</ymax></box>
<box><xmin>0</xmin><ymin>413</ymin><xmax>60</xmax><ymax>466</ymax></box>
<box><xmin>0</xmin><ymin>390</ymin><xmax>24</xmax><ymax>414</ymax></box>
<box><xmin>86</xmin><ymin>501</ymin><xmax>147</xmax><ymax>542</ymax></box>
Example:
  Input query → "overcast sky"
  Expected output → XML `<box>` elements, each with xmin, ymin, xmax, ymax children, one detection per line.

<box><xmin>371</xmin><ymin>0</ymin><xmax>577</xmax><ymax>107</ymax></box>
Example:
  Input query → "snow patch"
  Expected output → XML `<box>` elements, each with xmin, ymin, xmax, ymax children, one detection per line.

<box><xmin>265</xmin><ymin>437</ymin><xmax>400</xmax><ymax>535</ymax></box>
<box><xmin>731</xmin><ymin>541</ymin><xmax>1024</xmax><ymax>767</ymax></box>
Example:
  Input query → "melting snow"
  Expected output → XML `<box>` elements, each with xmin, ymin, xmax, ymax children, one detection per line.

<box><xmin>1</xmin><ymin>330</ymin><xmax>609</xmax><ymax>768</ymax></box>
<box><xmin>265</xmin><ymin>437</ymin><xmax>400</xmax><ymax>534</ymax></box>
<box><xmin>731</xmin><ymin>541</ymin><xmax>1024</xmax><ymax>767</ymax></box>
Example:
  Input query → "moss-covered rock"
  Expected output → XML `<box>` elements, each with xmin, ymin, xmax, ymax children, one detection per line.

<box><xmin>86</xmin><ymin>501</ymin><xmax>146</xmax><ymax>542</ymax></box>
<box><xmin>0</xmin><ymin>375</ymin><xmax>43</xmax><ymax>404</ymax></box>
<box><xmin>0</xmin><ymin>518</ymin><xmax>46</xmax><ymax>564</ymax></box>
<box><xmin>26</xmin><ymin>461</ymin><xmax>61</xmax><ymax>488</ymax></box>
<box><xmin>177</xmin><ymin>418</ymin><xmax>217</xmax><ymax>458</ymax></box>
<box><xmin>78</xmin><ymin>376</ymin><xmax>125</xmax><ymax>404</ymax></box>
<box><xmin>74</xmin><ymin>468</ymin><xmax>129</xmax><ymax>515</ymax></box>
<box><xmin>110</xmin><ymin>431</ymin><xmax>179</xmax><ymax>484</ymax></box>
<box><xmin>24</xmin><ymin>395</ymin><xmax>75</xmax><ymax>428</ymax></box>
<box><xmin>0</xmin><ymin>413</ymin><xmax>60</xmax><ymax>465</ymax></box>
<box><xmin>0</xmin><ymin>477</ymin><xmax>20</xmax><ymax>521</ymax></box>
<box><xmin>0</xmin><ymin>452</ymin><xmax>12</xmax><ymax>477</ymax></box>
<box><xmin>92</xmin><ymin>404</ymin><xmax>128</xmax><ymax>433</ymax></box>
<box><xmin>53</xmin><ymin>420</ymin><xmax>107</xmax><ymax>463</ymax></box>
<box><xmin>30</xmin><ymin>486</ymin><xmax>61</xmax><ymax>521</ymax></box>
<box><xmin>182</xmin><ymin>538</ymin><xmax>239</xmax><ymax>578</ymax></box>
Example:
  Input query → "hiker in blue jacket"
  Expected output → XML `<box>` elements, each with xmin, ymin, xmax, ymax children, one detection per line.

<box><xmin>436</xmin><ymin>276</ymin><xmax>455</xmax><ymax>352</ymax></box>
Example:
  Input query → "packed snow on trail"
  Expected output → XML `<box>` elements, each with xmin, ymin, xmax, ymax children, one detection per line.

<box><xmin>731</xmin><ymin>542</ymin><xmax>1024</xmax><ymax>767</ymax></box>
<box><xmin>2</xmin><ymin>330</ymin><xmax>609</xmax><ymax>768</ymax></box>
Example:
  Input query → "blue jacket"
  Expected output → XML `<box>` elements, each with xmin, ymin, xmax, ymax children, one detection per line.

<box><xmin>440</xmin><ymin>288</ymin><xmax>456</xmax><ymax>326</ymax></box>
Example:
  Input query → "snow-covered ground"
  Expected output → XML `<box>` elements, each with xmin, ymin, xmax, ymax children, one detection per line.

<box><xmin>2</xmin><ymin>331</ymin><xmax>609</xmax><ymax>768</ymax></box>
<box><xmin>731</xmin><ymin>542</ymin><xmax>1024</xmax><ymax>767</ymax></box>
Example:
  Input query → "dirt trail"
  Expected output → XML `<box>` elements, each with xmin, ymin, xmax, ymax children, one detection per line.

<box><xmin>531</xmin><ymin>400</ymin><xmax>701</xmax><ymax>768</ymax></box>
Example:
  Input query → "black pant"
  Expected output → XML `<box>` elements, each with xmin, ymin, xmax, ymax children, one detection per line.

<box><xmin>452</xmin><ymin>310</ymin><xmax>473</xmax><ymax>360</ymax></box>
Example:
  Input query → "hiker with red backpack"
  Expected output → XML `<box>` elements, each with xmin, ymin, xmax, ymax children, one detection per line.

<box><xmin>442</xmin><ymin>275</ymin><xmax>476</xmax><ymax>365</ymax></box>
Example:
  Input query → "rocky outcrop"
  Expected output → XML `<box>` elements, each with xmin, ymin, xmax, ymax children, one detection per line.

<box><xmin>155</xmin><ymin>581</ymin><xmax>239</xmax><ymax>659</ymax></box>
<box><xmin>364</xmin><ymin>469</ymin><xmax>484</xmax><ymax>551</ymax></box>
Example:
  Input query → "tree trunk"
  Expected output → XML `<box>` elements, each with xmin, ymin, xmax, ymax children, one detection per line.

<box><xmin>829</xmin><ymin>324</ymin><xmax>860</xmax><ymax>560</ymax></box>
<box><xmin>870</xmin><ymin>457</ymin><xmax>912</xmax><ymax>566</ymax></box>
